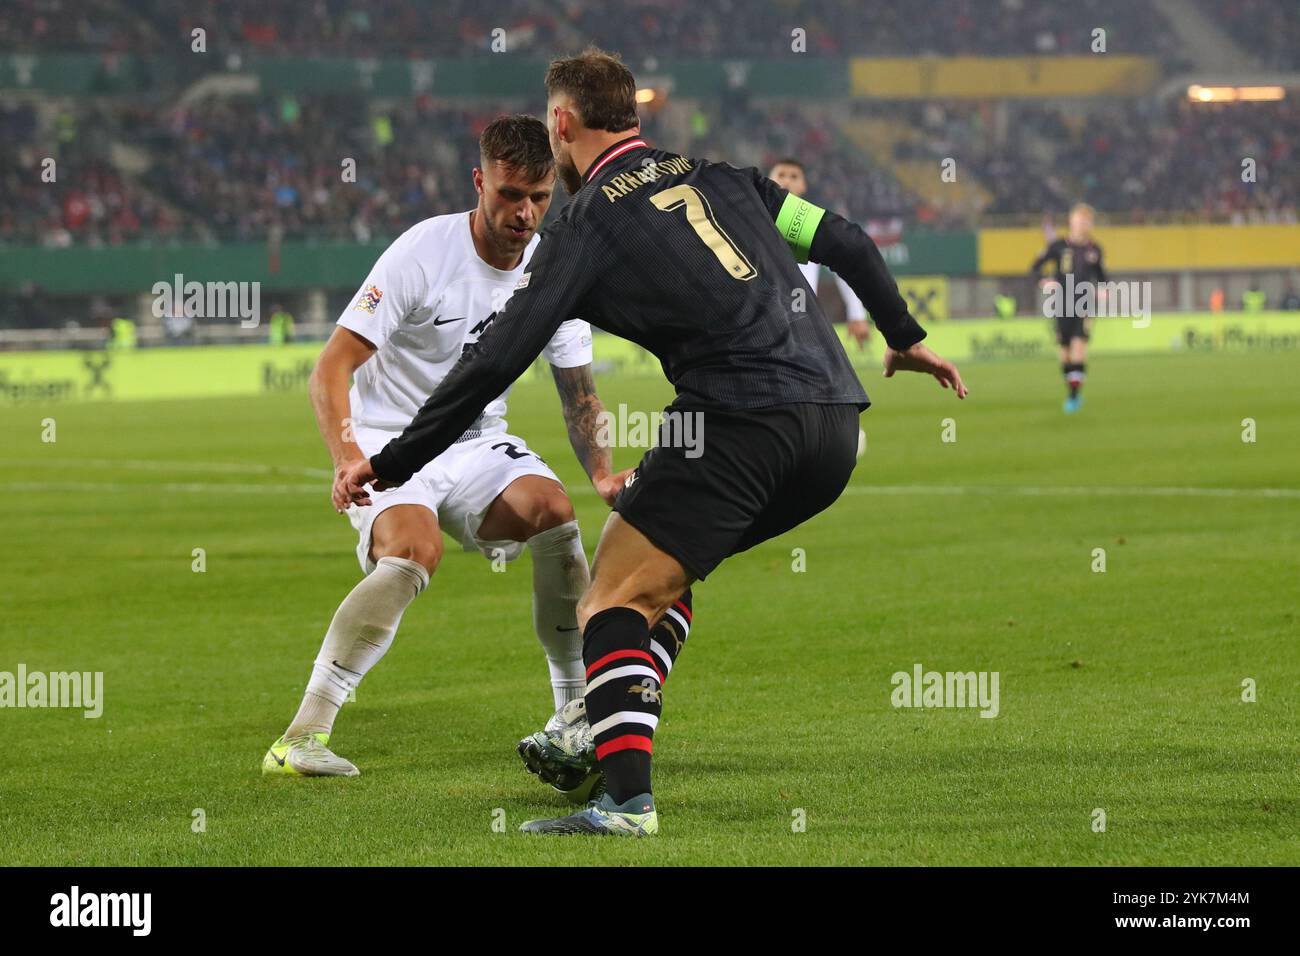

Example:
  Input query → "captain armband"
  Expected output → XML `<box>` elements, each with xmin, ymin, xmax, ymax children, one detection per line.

<box><xmin>774</xmin><ymin>194</ymin><xmax>826</xmax><ymax>264</ymax></box>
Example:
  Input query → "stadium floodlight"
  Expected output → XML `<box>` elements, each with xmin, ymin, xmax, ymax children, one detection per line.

<box><xmin>1187</xmin><ymin>84</ymin><xmax>1286</xmax><ymax>103</ymax></box>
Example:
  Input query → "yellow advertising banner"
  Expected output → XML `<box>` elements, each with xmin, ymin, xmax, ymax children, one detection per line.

<box><xmin>3</xmin><ymin>315</ymin><xmax>1296</xmax><ymax>406</ymax></box>
<box><xmin>0</xmin><ymin>344</ymin><xmax>322</xmax><ymax>405</ymax></box>
<box><xmin>980</xmin><ymin>224</ymin><xmax>1300</xmax><ymax>275</ymax></box>
<box><xmin>850</xmin><ymin>56</ymin><xmax>1159</xmax><ymax>99</ymax></box>
<box><xmin>896</xmin><ymin>276</ymin><xmax>950</xmax><ymax>323</ymax></box>
<box><xmin>836</xmin><ymin>313</ymin><xmax>1300</xmax><ymax>364</ymax></box>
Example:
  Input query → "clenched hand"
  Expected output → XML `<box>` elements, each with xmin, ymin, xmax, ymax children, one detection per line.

<box><xmin>331</xmin><ymin>458</ymin><xmax>400</xmax><ymax>512</ymax></box>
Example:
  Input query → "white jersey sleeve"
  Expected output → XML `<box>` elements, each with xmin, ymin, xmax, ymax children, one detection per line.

<box><xmin>833</xmin><ymin>272</ymin><xmax>868</xmax><ymax>323</ymax></box>
<box><xmin>336</xmin><ymin>230</ymin><xmax>429</xmax><ymax>351</ymax></box>
<box><xmin>801</xmin><ymin>260</ymin><xmax>866</xmax><ymax>322</ymax></box>
<box><xmin>798</xmin><ymin>260</ymin><xmax>821</xmax><ymax>291</ymax></box>
<box><xmin>542</xmin><ymin>319</ymin><xmax>594</xmax><ymax>369</ymax></box>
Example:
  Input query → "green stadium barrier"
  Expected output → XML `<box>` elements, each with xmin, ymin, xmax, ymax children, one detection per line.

<box><xmin>877</xmin><ymin>233</ymin><xmax>976</xmax><ymax>277</ymax></box>
<box><xmin>0</xmin><ymin>53</ymin><xmax>169</xmax><ymax>93</ymax></box>
<box><xmin>0</xmin><ymin>55</ymin><xmax>847</xmax><ymax>96</ymax></box>
<box><xmin>0</xmin><ymin>242</ymin><xmax>392</xmax><ymax>295</ymax></box>
<box><xmin>3</xmin><ymin>53</ymin><xmax>1158</xmax><ymax>99</ymax></box>
<box><xmin>0</xmin><ymin>232</ymin><xmax>977</xmax><ymax>294</ymax></box>
<box><xmin>1</xmin><ymin>314</ymin><xmax>1295</xmax><ymax>405</ymax></box>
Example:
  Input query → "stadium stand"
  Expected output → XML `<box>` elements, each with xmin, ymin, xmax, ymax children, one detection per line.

<box><xmin>3</xmin><ymin>0</ymin><xmax>1182</xmax><ymax>58</ymax></box>
<box><xmin>5</xmin><ymin>92</ymin><xmax>1294</xmax><ymax>248</ymax></box>
<box><xmin>1197</xmin><ymin>0</ymin><xmax>1300</xmax><ymax>69</ymax></box>
<box><xmin>0</xmin><ymin>0</ymin><xmax>1295</xmax><ymax>336</ymax></box>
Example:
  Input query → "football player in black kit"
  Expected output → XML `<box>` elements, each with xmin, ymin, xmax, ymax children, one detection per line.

<box><xmin>335</xmin><ymin>49</ymin><xmax>968</xmax><ymax>836</ymax></box>
<box><xmin>1031</xmin><ymin>203</ymin><xmax>1107</xmax><ymax>413</ymax></box>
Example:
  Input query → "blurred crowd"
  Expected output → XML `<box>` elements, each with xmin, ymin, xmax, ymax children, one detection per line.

<box><xmin>3</xmin><ymin>92</ymin><xmax>1295</xmax><ymax>247</ymax></box>
<box><xmin>0</xmin><ymin>102</ymin><xmax>180</xmax><ymax>245</ymax></box>
<box><xmin>1</xmin><ymin>95</ymin><xmax>553</xmax><ymax>245</ymax></box>
<box><xmin>1197</xmin><ymin>0</ymin><xmax>1300</xmax><ymax>69</ymax></box>
<box><xmin>1041</xmin><ymin>99</ymin><xmax>1297</xmax><ymax>221</ymax></box>
<box><xmin>897</xmin><ymin>98</ymin><xmax>1299</xmax><ymax>224</ymax></box>
<box><xmin>7</xmin><ymin>0</ymin><xmax>1295</xmax><ymax>69</ymax></box>
<box><xmin>3</xmin><ymin>0</ymin><xmax>1187</xmax><ymax>59</ymax></box>
<box><xmin>1</xmin><ymin>0</ymin><xmax>1296</xmax><ymax>245</ymax></box>
<box><xmin>146</xmin><ymin>95</ymin><xmax>493</xmax><ymax>243</ymax></box>
<box><xmin>688</xmin><ymin>101</ymin><xmax>914</xmax><ymax>223</ymax></box>
<box><xmin>0</xmin><ymin>0</ymin><xmax>148</xmax><ymax>53</ymax></box>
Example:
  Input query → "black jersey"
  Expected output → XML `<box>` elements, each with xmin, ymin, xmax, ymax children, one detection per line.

<box><xmin>370</xmin><ymin>135</ymin><xmax>927</xmax><ymax>484</ymax></box>
<box><xmin>1031</xmin><ymin>237</ymin><xmax>1107</xmax><ymax>285</ymax></box>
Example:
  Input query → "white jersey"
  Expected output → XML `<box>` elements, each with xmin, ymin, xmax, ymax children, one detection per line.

<box><xmin>799</xmin><ymin>261</ymin><xmax>867</xmax><ymax>323</ymax></box>
<box><xmin>337</xmin><ymin>211</ymin><xmax>592</xmax><ymax>434</ymax></box>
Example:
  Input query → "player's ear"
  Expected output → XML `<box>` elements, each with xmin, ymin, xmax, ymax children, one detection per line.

<box><xmin>472</xmin><ymin>167</ymin><xmax>484</xmax><ymax>195</ymax></box>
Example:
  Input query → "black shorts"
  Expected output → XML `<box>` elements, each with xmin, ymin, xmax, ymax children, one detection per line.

<box><xmin>613</xmin><ymin>402</ymin><xmax>861</xmax><ymax>580</ymax></box>
<box><xmin>1055</xmin><ymin>314</ymin><xmax>1090</xmax><ymax>345</ymax></box>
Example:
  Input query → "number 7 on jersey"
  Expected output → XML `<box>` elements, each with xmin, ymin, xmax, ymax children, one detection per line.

<box><xmin>650</xmin><ymin>184</ymin><xmax>757</xmax><ymax>281</ymax></box>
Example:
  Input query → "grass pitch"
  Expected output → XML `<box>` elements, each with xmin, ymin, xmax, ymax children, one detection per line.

<box><xmin>1</xmin><ymin>349</ymin><xmax>1296</xmax><ymax>865</ymax></box>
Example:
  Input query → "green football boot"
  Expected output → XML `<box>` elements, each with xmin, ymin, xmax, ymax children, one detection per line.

<box><xmin>261</xmin><ymin>732</ymin><xmax>360</xmax><ymax>777</ymax></box>
<box><xmin>520</xmin><ymin>792</ymin><xmax>658</xmax><ymax>837</ymax></box>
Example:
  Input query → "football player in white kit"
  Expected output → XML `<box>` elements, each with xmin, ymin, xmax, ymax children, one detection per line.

<box><xmin>768</xmin><ymin>158</ymin><xmax>873</xmax><ymax>350</ymax></box>
<box><xmin>263</xmin><ymin>116</ymin><xmax>625</xmax><ymax>777</ymax></box>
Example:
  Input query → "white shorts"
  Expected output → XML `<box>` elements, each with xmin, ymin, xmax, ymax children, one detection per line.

<box><xmin>346</xmin><ymin>424</ymin><xmax>564</xmax><ymax>574</ymax></box>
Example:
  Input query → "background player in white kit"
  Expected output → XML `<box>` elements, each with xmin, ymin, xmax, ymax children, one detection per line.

<box><xmin>263</xmin><ymin>116</ymin><xmax>625</xmax><ymax>777</ymax></box>
<box><xmin>768</xmin><ymin>159</ymin><xmax>873</xmax><ymax>351</ymax></box>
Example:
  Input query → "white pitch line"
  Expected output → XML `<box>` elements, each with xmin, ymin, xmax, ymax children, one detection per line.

<box><xmin>15</xmin><ymin>459</ymin><xmax>1294</xmax><ymax>500</ymax></box>
<box><xmin>4</xmin><ymin>457</ymin><xmax>332</xmax><ymax>479</ymax></box>
<box><xmin>34</xmin><ymin>481</ymin><xmax>323</xmax><ymax>495</ymax></box>
<box><xmin>836</xmin><ymin>484</ymin><xmax>1300</xmax><ymax>500</ymax></box>
<box><xmin>21</xmin><ymin>478</ymin><xmax>1300</xmax><ymax>501</ymax></box>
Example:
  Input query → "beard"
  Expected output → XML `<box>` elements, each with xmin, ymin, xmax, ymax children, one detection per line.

<box><xmin>486</xmin><ymin>216</ymin><xmax>528</xmax><ymax>255</ymax></box>
<box><xmin>556</xmin><ymin>153</ymin><xmax>583</xmax><ymax>195</ymax></box>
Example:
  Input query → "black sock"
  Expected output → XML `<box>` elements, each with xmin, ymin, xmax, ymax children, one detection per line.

<box><xmin>583</xmin><ymin>606</ymin><xmax>659</xmax><ymax>803</ymax></box>
<box><xmin>1065</xmin><ymin>362</ymin><xmax>1085</xmax><ymax>397</ymax></box>
<box><xmin>648</xmin><ymin>588</ymin><xmax>692</xmax><ymax>682</ymax></box>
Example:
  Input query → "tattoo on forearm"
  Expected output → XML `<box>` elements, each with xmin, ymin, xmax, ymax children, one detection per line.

<box><xmin>551</xmin><ymin>364</ymin><xmax>610</xmax><ymax>479</ymax></box>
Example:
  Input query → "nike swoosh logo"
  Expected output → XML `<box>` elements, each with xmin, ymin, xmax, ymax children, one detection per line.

<box><xmin>433</xmin><ymin>316</ymin><xmax>466</xmax><ymax>326</ymax></box>
<box><xmin>332</xmin><ymin>660</ymin><xmax>362</xmax><ymax>676</ymax></box>
<box><xmin>271</xmin><ymin>750</ymin><xmax>286</xmax><ymax>766</ymax></box>
<box><xmin>556</xmin><ymin>625</ymin><xmax>579</xmax><ymax>632</ymax></box>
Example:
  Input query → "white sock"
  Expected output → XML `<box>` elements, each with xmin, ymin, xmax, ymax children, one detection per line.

<box><xmin>527</xmin><ymin>520</ymin><xmax>590</xmax><ymax>709</ymax></box>
<box><xmin>286</xmin><ymin>555</ymin><xmax>429</xmax><ymax>737</ymax></box>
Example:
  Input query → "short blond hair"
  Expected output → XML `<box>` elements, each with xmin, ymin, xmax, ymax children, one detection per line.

<box><xmin>1070</xmin><ymin>203</ymin><xmax>1096</xmax><ymax>219</ymax></box>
